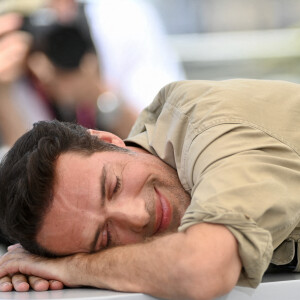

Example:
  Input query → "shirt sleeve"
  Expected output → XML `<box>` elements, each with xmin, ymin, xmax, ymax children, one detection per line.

<box><xmin>179</xmin><ymin>124</ymin><xmax>300</xmax><ymax>287</ymax></box>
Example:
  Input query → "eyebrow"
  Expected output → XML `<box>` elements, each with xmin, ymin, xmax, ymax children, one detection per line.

<box><xmin>100</xmin><ymin>165</ymin><xmax>107</xmax><ymax>208</ymax></box>
<box><xmin>90</xmin><ymin>165</ymin><xmax>107</xmax><ymax>252</ymax></box>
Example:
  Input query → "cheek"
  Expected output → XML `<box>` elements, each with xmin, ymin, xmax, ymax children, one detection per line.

<box><xmin>69</xmin><ymin>221</ymin><xmax>92</xmax><ymax>249</ymax></box>
<box><xmin>115</xmin><ymin>225</ymin><xmax>146</xmax><ymax>246</ymax></box>
<box><xmin>120</xmin><ymin>163</ymin><xmax>146</xmax><ymax>188</ymax></box>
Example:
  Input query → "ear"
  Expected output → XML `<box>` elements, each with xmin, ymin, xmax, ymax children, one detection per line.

<box><xmin>88</xmin><ymin>129</ymin><xmax>126</xmax><ymax>148</ymax></box>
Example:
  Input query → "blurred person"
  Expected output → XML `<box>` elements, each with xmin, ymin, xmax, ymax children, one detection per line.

<box><xmin>0</xmin><ymin>0</ymin><xmax>184</xmax><ymax>150</ymax></box>
<box><xmin>0</xmin><ymin>11</ymin><xmax>136</xmax><ymax>150</ymax></box>
<box><xmin>5</xmin><ymin>5</ymin><xmax>137</xmax><ymax>139</ymax></box>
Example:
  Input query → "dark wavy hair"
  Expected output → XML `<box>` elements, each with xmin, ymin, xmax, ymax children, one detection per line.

<box><xmin>0</xmin><ymin>120</ymin><xmax>127</xmax><ymax>257</ymax></box>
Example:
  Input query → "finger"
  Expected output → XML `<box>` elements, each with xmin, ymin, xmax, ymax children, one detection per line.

<box><xmin>49</xmin><ymin>280</ymin><xmax>64</xmax><ymax>290</ymax></box>
<box><xmin>0</xmin><ymin>14</ymin><xmax>23</xmax><ymax>36</ymax></box>
<box><xmin>11</xmin><ymin>273</ymin><xmax>30</xmax><ymax>292</ymax></box>
<box><xmin>0</xmin><ymin>30</ymin><xmax>32</xmax><ymax>50</ymax></box>
<box><xmin>0</xmin><ymin>276</ymin><xmax>13</xmax><ymax>292</ymax></box>
<box><xmin>28</xmin><ymin>276</ymin><xmax>49</xmax><ymax>291</ymax></box>
<box><xmin>7</xmin><ymin>244</ymin><xmax>22</xmax><ymax>252</ymax></box>
<box><xmin>0</xmin><ymin>32</ymin><xmax>32</xmax><ymax>60</ymax></box>
<box><xmin>0</xmin><ymin>252</ymin><xmax>30</xmax><ymax>278</ymax></box>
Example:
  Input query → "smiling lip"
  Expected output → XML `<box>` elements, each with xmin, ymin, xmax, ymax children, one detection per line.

<box><xmin>154</xmin><ymin>188</ymin><xmax>172</xmax><ymax>234</ymax></box>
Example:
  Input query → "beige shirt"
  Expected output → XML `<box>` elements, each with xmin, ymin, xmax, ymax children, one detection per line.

<box><xmin>125</xmin><ymin>79</ymin><xmax>300</xmax><ymax>287</ymax></box>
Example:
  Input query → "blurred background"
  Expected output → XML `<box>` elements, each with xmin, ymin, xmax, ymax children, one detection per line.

<box><xmin>1</xmin><ymin>0</ymin><xmax>300</xmax><ymax>159</ymax></box>
<box><xmin>151</xmin><ymin>0</ymin><xmax>300</xmax><ymax>82</ymax></box>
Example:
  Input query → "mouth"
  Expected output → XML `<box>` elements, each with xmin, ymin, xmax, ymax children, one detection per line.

<box><xmin>154</xmin><ymin>187</ymin><xmax>172</xmax><ymax>235</ymax></box>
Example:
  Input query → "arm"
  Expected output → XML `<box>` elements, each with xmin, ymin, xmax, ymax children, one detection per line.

<box><xmin>0</xmin><ymin>13</ymin><xmax>31</xmax><ymax>146</ymax></box>
<box><xmin>0</xmin><ymin>85</ymin><xmax>27</xmax><ymax>146</ymax></box>
<box><xmin>0</xmin><ymin>223</ymin><xmax>241</xmax><ymax>300</ymax></box>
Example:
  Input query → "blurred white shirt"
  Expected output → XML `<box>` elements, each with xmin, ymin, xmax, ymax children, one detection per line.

<box><xmin>85</xmin><ymin>0</ymin><xmax>185</xmax><ymax>112</ymax></box>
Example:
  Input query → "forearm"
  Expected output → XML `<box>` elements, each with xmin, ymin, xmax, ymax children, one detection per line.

<box><xmin>72</xmin><ymin>234</ymin><xmax>185</xmax><ymax>296</ymax></box>
<box><xmin>0</xmin><ymin>224</ymin><xmax>241</xmax><ymax>299</ymax></box>
<box><xmin>0</xmin><ymin>84</ymin><xmax>27</xmax><ymax>145</ymax></box>
<box><xmin>68</xmin><ymin>224</ymin><xmax>241</xmax><ymax>300</ymax></box>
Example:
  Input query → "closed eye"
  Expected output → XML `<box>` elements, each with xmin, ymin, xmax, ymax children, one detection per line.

<box><xmin>106</xmin><ymin>224</ymin><xmax>112</xmax><ymax>248</ymax></box>
<box><xmin>113</xmin><ymin>176</ymin><xmax>121</xmax><ymax>194</ymax></box>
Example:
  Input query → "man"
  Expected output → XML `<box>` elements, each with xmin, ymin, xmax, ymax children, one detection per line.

<box><xmin>1</xmin><ymin>79</ymin><xmax>300</xmax><ymax>299</ymax></box>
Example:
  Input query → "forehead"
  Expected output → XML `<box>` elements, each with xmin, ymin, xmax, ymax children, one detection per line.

<box><xmin>54</xmin><ymin>152</ymin><xmax>100</xmax><ymax>203</ymax></box>
<box><xmin>56</xmin><ymin>151</ymin><xmax>98</xmax><ymax>178</ymax></box>
<box><xmin>50</xmin><ymin>150</ymin><xmax>135</xmax><ymax>213</ymax></box>
<box><xmin>37</xmin><ymin>151</ymin><xmax>110</xmax><ymax>254</ymax></box>
<box><xmin>48</xmin><ymin>151</ymin><xmax>121</xmax><ymax>221</ymax></box>
<box><xmin>56</xmin><ymin>151</ymin><xmax>119</xmax><ymax>176</ymax></box>
<box><xmin>53</xmin><ymin>151</ymin><xmax>122</xmax><ymax>199</ymax></box>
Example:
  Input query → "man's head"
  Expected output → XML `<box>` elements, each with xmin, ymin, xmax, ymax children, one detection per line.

<box><xmin>0</xmin><ymin>121</ymin><xmax>190</xmax><ymax>257</ymax></box>
<box><xmin>0</xmin><ymin>121</ymin><xmax>127</xmax><ymax>256</ymax></box>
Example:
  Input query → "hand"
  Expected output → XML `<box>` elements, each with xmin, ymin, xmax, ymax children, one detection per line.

<box><xmin>0</xmin><ymin>13</ymin><xmax>32</xmax><ymax>83</ymax></box>
<box><xmin>0</xmin><ymin>244</ymin><xmax>65</xmax><ymax>292</ymax></box>
<box><xmin>0</xmin><ymin>274</ymin><xmax>64</xmax><ymax>292</ymax></box>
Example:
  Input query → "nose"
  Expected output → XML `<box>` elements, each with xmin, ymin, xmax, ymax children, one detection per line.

<box><xmin>107</xmin><ymin>197</ymin><xmax>151</xmax><ymax>233</ymax></box>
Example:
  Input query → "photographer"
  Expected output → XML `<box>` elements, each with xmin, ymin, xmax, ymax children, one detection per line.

<box><xmin>0</xmin><ymin>0</ymin><xmax>184</xmax><ymax>148</ymax></box>
<box><xmin>0</xmin><ymin>6</ymin><xmax>137</xmax><ymax>147</ymax></box>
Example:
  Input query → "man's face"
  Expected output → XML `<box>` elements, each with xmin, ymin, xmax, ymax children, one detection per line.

<box><xmin>36</xmin><ymin>147</ymin><xmax>191</xmax><ymax>255</ymax></box>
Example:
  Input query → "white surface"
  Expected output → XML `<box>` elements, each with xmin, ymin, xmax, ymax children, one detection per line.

<box><xmin>0</xmin><ymin>289</ymin><xmax>156</xmax><ymax>300</ymax></box>
<box><xmin>169</xmin><ymin>29</ymin><xmax>300</xmax><ymax>82</ymax></box>
<box><xmin>218</xmin><ymin>273</ymin><xmax>300</xmax><ymax>300</ymax></box>
<box><xmin>1</xmin><ymin>273</ymin><xmax>300</xmax><ymax>300</ymax></box>
<box><xmin>169</xmin><ymin>29</ymin><xmax>300</xmax><ymax>63</ymax></box>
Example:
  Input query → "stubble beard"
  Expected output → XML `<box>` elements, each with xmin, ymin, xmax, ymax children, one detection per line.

<box><xmin>154</xmin><ymin>166</ymin><xmax>191</xmax><ymax>234</ymax></box>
